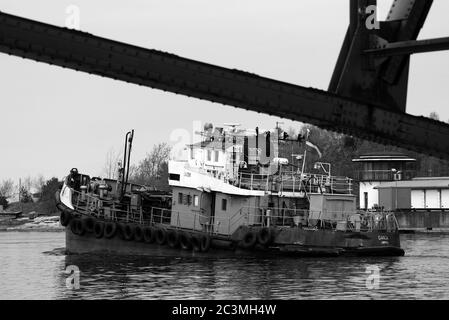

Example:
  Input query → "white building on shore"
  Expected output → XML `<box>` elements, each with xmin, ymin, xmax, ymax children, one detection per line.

<box><xmin>352</xmin><ymin>152</ymin><xmax>417</xmax><ymax>210</ymax></box>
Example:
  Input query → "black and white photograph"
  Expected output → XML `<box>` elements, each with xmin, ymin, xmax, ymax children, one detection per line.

<box><xmin>1</xmin><ymin>0</ymin><xmax>449</xmax><ymax>308</ymax></box>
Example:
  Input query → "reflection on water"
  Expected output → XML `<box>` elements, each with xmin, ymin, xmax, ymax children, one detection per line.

<box><xmin>0</xmin><ymin>232</ymin><xmax>449</xmax><ymax>299</ymax></box>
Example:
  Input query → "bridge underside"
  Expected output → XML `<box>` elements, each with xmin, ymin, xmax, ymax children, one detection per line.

<box><xmin>1</xmin><ymin>11</ymin><xmax>449</xmax><ymax>158</ymax></box>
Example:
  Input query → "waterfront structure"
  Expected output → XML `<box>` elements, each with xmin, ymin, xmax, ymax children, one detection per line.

<box><xmin>353</xmin><ymin>152</ymin><xmax>449</xmax><ymax>231</ymax></box>
<box><xmin>352</xmin><ymin>152</ymin><xmax>417</xmax><ymax>210</ymax></box>
<box><xmin>376</xmin><ymin>177</ymin><xmax>449</xmax><ymax>231</ymax></box>
<box><xmin>376</xmin><ymin>177</ymin><xmax>449</xmax><ymax>211</ymax></box>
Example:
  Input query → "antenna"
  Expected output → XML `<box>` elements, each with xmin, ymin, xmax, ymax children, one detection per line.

<box><xmin>223</xmin><ymin>123</ymin><xmax>241</xmax><ymax>127</ymax></box>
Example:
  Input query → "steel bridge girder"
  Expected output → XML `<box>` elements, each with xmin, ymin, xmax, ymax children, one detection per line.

<box><xmin>0</xmin><ymin>11</ymin><xmax>449</xmax><ymax>159</ymax></box>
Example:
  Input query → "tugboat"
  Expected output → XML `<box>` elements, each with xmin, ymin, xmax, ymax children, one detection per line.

<box><xmin>56</xmin><ymin>125</ymin><xmax>405</xmax><ymax>257</ymax></box>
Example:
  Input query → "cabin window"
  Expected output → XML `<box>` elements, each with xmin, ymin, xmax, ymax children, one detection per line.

<box><xmin>207</xmin><ymin>150</ymin><xmax>212</xmax><ymax>161</ymax></box>
<box><xmin>193</xmin><ymin>195</ymin><xmax>199</xmax><ymax>207</ymax></box>
<box><xmin>169</xmin><ymin>173</ymin><xmax>180</xmax><ymax>181</ymax></box>
<box><xmin>265</xmin><ymin>132</ymin><xmax>271</xmax><ymax>157</ymax></box>
<box><xmin>178</xmin><ymin>193</ymin><xmax>183</xmax><ymax>204</ymax></box>
<box><xmin>187</xmin><ymin>195</ymin><xmax>192</xmax><ymax>206</ymax></box>
<box><xmin>214</xmin><ymin>150</ymin><xmax>219</xmax><ymax>162</ymax></box>
<box><xmin>221</xmin><ymin>198</ymin><xmax>227</xmax><ymax>211</ymax></box>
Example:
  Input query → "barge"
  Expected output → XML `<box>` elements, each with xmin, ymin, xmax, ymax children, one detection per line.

<box><xmin>57</xmin><ymin>125</ymin><xmax>405</xmax><ymax>257</ymax></box>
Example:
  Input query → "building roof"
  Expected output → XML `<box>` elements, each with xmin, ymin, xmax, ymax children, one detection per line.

<box><xmin>352</xmin><ymin>151</ymin><xmax>416</xmax><ymax>162</ymax></box>
<box><xmin>357</xmin><ymin>151</ymin><xmax>407</xmax><ymax>157</ymax></box>
<box><xmin>190</xmin><ymin>139</ymin><xmax>225</xmax><ymax>150</ymax></box>
<box><xmin>375</xmin><ymin>177</ymin><xmax>449</xmax><ymax>189</ymax></box>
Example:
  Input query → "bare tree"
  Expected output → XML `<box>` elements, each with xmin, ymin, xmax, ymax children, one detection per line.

<box><xmin>131</xmin><ymin>143</ymin><xmax>171</xmax><ymax>188</ymax></box>
<box><xmin>429</xmin><ymin>112</ymin><xmax>440</xmax><ymax>121</ymax></box>
<box><xmin>127</xmin><ymin>164</ymin><xmax>138</xmax><ymax>180</ymax></box>
<box><xmin>32</xmin><ymin>174</ymin><xmax>46</xmax><ymax>195</ymax></box>
<box><xmin>21</xmin><ymin>176</ymin><xmax>33</xmax><ymax>192</ymax></box>
<box><xmin>103</xmin><ymin>147</ymin><xmax>122</xmax><ymax>179</ymax></box>
<box><xmin>0</xmin><ymin>179</ymin><xmax>15</xmax><ymax>198</ymax></box>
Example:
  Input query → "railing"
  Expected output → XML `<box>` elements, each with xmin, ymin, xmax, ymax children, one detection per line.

<box><xmin>148</xmin><ymin>207</ymin><xmax>230</xmax><ymax>235</ymax></box>
<box><xmin>239</xmin><ymin>206</ymin><xmax>312</xmax><ymax>228</ymax></box>
<box><xmin>151</xmin><ymin>207</ymin><xmax>398</xmax><ymax>233</ymax></box>
<box><xmin>66</xmin><ymin>187</ymin><xmax>397</xmax><ymax>236</ymax></box>
<box><xmin>236</xmin><ymin>171</ymin><xmax>353</xmax><ymax>195</ymax></box>
<box><xmin>238</xmin><ymin>173</ymin><xmax>270</xmax><ymax>191</ymax></box>
<box><xmin>231</xmin><ymin>206</ymin><xmax>398</xmax><ymax>232</ymax></box>
<box><xmin>182</xmin><ymin>162</ymin><xmax>353</xmax><ymax>195</ymax></box>
<box><xmin>70</xmin><ymin>188</ymin><xmax>232</xmax><ymax>235</ymax></box>
<box><xmin>354</xmin><ymin>170</ymin><xmax>416</xmax><ymax>181</ymax></box>
<box><xmin>71</xmin><ymin>187</ymin><xmax>150</xmax><ymax>224</ymax></box>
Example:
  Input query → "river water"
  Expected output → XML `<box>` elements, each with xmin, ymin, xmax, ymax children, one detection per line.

<box><xmin>0</xmin><ymin>231</ymin><xmax>448</xmax><ymax>300</ymax></box>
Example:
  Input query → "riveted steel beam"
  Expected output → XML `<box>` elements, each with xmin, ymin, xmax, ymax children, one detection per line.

<box><xmin>365</xmin><ymin>37</ymin><xmax>449</xmax><ymax>56</ymax></box>
<box><xmin>382</xmin><ymin>0</ymin><xmax>433</xmax><ymax>84</ymax></box>
<box><xmin>1</xmin><ymin>11</ymin><xmax>449</xmax><ymax>158</ymax></box>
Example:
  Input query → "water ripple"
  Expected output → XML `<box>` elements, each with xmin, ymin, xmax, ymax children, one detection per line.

<box><xmin>0</xmin><ymin>232</ymin><xmax>449</xmax><ymax>299</ymax></box>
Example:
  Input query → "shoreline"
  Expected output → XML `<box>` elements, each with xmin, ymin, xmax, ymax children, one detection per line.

<box><xmin>0</xmin><ymin>214</ymin><xmax>64</xmax><ymax>232</ymax></box>
<box><xmin>0</xmin><ymin>228</ymin><xmax>64</xmax><ymax>232</ymax></box>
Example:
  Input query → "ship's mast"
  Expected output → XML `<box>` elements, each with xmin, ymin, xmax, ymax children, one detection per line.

<box><xmin>119</xmin><ymin>129</ymin><xmax>134</xmax><ymax>199</ymax></box>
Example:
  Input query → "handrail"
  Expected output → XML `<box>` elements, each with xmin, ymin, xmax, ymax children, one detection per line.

<box><xmin>237</xmin><ymin>171</ymin><xmax>353</xmax><ymax>195</ymax></box>
<box><xmin>64</xmin><ymin>186</ymin><xmax>398</xmax><ymax>236</ymax></box>
<box><xmin>183</xmin><ymin>162</ymin><xmax>353</xmax><ymax>195</ymax></box>
<box><xmin>354</xmin><ymin>170</ymin><xmax>416</xmax><ymax>181</ymax></box>
<box><xmin>238</xmin><ymin>210</ymin><xmax>398</xmax><ymax>232</ymax></box>
<box><xmin>149</xmin><ymin>206</ymin><xmax>231</xmax><ymax>235</ymax></box>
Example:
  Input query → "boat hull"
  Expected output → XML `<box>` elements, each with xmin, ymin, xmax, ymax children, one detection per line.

<box><xmin>64</xmin><ymin>222</ymin><xmax>404</xmax><ymax>257</ymax></box>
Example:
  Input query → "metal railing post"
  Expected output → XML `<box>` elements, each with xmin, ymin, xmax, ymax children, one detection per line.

<box><xmin>292</xmin><ymin>175</ymin><xmax>296</xmax><ymax>193</ymax></box>
<box><xmin>194</xmin><ymin>213</ymin><xmax>196</xmax><ymax>231</ymax></box>
<box><xmin>85</xmin><ymin>196</ymin><xmax>89</xmax><ymax>214</ymax></box>
<box><xmin>140</xmin><ymin>207</ymin><xmax>143</xmax><ymax>224</ymax></box>
<box><xmin>76</xmin><ymin>191</ymin><xmax>80</xmax><ymax>209</ymax></box>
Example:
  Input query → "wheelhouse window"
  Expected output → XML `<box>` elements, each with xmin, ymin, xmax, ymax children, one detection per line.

<box><xmin>187</xmin><ymin>195</ymin><xmax>192</xmax><ymax>206</ymax></box>
<box><xmin>193</xmin><ymin>195</ymin><xmax>199</xmax><ymax>207</ymax></box>
<box><xmin>207</xmin><ymin>150</ymin><xmax>212</xmax><ymax>161</ymax></box>
<box><xmin>221</xmin><ymin>198</ymin><xmax>227</xmax><ymax>211</ymax></box>
<box><xmin>178</xmin><ymin>192</ymin><xmax>183</xmax><ymax>204</ymax></box>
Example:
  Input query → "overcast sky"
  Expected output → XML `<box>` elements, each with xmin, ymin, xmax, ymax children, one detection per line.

<box><xmin>0</xmin><ymin>0</ymin><xmax>448</xmax><ymax>183</ymax></box>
